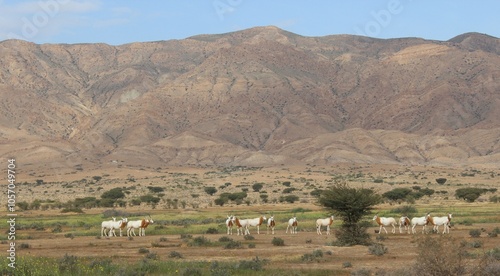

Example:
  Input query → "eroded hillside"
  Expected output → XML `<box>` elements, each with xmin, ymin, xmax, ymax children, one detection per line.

<box><xmin>0</xmin><ymin>26</ymin><xmax>499</xmax><ymax>171</ymax></box>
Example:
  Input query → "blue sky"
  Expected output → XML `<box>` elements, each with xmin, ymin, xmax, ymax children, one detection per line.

<box><xmin>1</xmin><ymin>0</ymin><xmax>499</xmax><ymax>45</ymax></box>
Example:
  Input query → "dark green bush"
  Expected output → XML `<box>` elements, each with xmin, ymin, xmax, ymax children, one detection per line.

<box><xmin>252</xmin><ymin>183</ymin><xmax>264</xmax><ymax>192</ymax></box>
<box><xmin>147</xmin><ymin>186</ymin><xmax>164</xmax><ymax>193</ymax></box>
<box><xmin>218</xmin><ymin>236</ymin><xmax>232</xmax><ymax>242</ymax></box>
<box><xmin>206</xmin><ymin>228</ymin><xmax>219</xmax><ymax>234</ymax></box>
<box><xmin>310</xmin><ymin>189</ymin><xmax>323</xmax><ymax>197</ymax></box>
<box><xmin>101</xmin><ymin>188</ymin><xmax>125</xmax><ymax>200</ymax></box>
<box><xmin>204</xmin><ymin>187</ymin><xmax>217</xmax><ymax>196</ymax></box>
<box><xmin>383</xmin><ymin>188</ymin><xmax>412</xmax><ymax>201</ymax></box>
<box><xmin>214</xmin><ymin>197</ymin><xmax>228</xmax><ymax>206</ymax></box>
<box><xmin>238</xmin><ymin>257</ymin><xmax>266</xmax><ymax>271</ymax></box>
<box><xmin>139</xmin><ymin>194</ymin><xmax>161</xmax><ymax>204</ymax></box>
<box><xmin>436</xmin><ymin>178</ymin><xmax>447</xmax><ymax>184</ymax></box>
<box><xmin>280</xmin><ymin>195</ymin><xmax>299</xmax><ymax>203</ymax></box>
<box><xmin>469</xmin><ymin>229</ymin><xmax>482</xmax><ymax>238</ymax></box>
<box><xmin>244</xmin><ymin>235</ymin><xmax>255</xmax><ymax>240</ymax></box>
<box><xmin>223</xmin><ymin>240</ymin><xmax>242</xmax><ymax>249</ymax></box>
<box><xmin>455</xmin><ymin>188</ymin><xmax>488</xmax><ymax>202</ymax></box>
<box><xmin>272</xmin><ymin>237</ymin><xmax>285</xmax><ymax>246</ymax></box>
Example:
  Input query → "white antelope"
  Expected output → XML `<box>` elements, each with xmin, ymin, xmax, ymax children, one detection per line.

<box><xmin>101</xmin><ymin>217</ymin><xmax>117</xmax><ymax>237</ymax></box>
<box><xmin>139</xmin><ymin>217</ymin><xmax>154</xmax><ymax>236</ymax></box>
<box><xmin>127</xmin><ymin>217</ymin><xmax>154</xmax><ymax>237</ymax></box>
<box><xmin>267</xmin><ymin>216</ymin><xmax>276</xmax><ymax>235</ymax></box>
<box><xmin>286</xmin><ymin>216</ymin><xmax>298</xmax><ymax>234</ymax></box>
<box><xmin>398</xmin><ymin>216</ymin><xmax>411</xmax><ymax>234</ymax></box>
<box><xmin>411</xmin><ymin>213</ymin><xmax>430</xmax><ymax>234</ymax></box>
<box><xmin>225</xmin><ymin>215</ymin><xmax>234</xmax><ymax>235</ymax></box>
<box><xmin>316</xmin><ymin>215</ymin><xmax>334</xmax><ymax>235</ymax></box>
<box><xmin>373</xmin><ymin>215</ymin><xmax>396</xmax><ymax>234</ymax></box>
<box><xmin>428</xmin><ymin>213</ymin><xmax>452</xmax><ymax>234</ymax></box>
<box><xmin>109</xmin><ymin>217</ymin><xmax>128</xmax><ymax>237</ymax></box>
<box><xmin>127</xmin><ymin>219</ymin><xmax>143</xmax><ymax>237</ymax></box>
<box><xmin>244</xmin><ymin>215</ymin><xmax>267</xmax><ymax>235</ymax></box>
<box><xmin>232</xmin><ymin>216</ymin><xmax>250</xmax><ymax>236</ymax></box>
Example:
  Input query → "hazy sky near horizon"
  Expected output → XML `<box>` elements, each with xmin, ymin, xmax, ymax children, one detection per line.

<box><xmin>1</xmin><ymin>0</ymin><xmax>499</xmax><ymax>45</ymax></box>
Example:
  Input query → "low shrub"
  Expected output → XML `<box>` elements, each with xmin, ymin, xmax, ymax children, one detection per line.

<box><xmin>411</xmin><ymin>236</ymin><xmax>466</xmax><ymax>275</ymax></box>
<box><xmin>145</xmin><ymin>253</ymin><xmax>158</xmax><ymax>260</ymax></box>
<box><xmin>188</xmin><ymin>236</ymin><xmax>211</xmax><ymax>247</ymax></box>
<box><xmin>218</xmin><ymin>236</ymin><xmax>232</xmax><ymax>242</ymax></box>
<box><xmin>470</xmin><ymin>229</ymin><xmax>482</xmax><ymax>238</ymax></box>
<box><xmin>168</xmin><ymin>251</ymin><xmax>183</xmax><ymax>259</ymax></box>
<box><xmin>368</xmin><ymin>243</ymin><xmax>387</xmax><ymax>256</ymax></box>
<box><xmin>469</xmin><ymin>240</ymin><xmax>483</xmax><ymax>248</ymax></box>
<box><xmin>301</xmin><ymin>250</ymin><xmax>324</xmax><ymax>262</ymax></box>
<box><xmin>238</xmin><ymin>256</ymin><xmax>267</xmax><ymax>271</ymax></box>
<box><xmin>206</xmin><ymin>228</ymin><xmax>218</xmax><ymax>234</ymax></box>
<box><xmin>224</xmin><ymin>240</ymin><xmax>242</xmax><ymax>249</ymax></box>
<box><xmin>271</xmin><ymin>237</ymin><xmax>285</xmax><ymax>246</ymax></box>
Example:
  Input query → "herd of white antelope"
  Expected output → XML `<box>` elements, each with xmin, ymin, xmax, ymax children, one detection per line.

<box><xmin>225</xmin><ymin>215</ymin><xmax>335</xmax><ymax>236</ymax></box>
<box><xmin>100</xmin><ymin>213</ymin><xmax>452</xmax><ymax>237</ymax></box>
<box><xmin>100</xmin><ymin>216</ymin><xmax>154</xmax><ymax>237</ymax></box>
<box><xmin>373</xmin><ymin>213</ymin><xmax>453</xmax><ymax>234</ymax></box>
<box><xmin>226</xmin><ymin>213</ymin><xmax>452</xmax><ymax>236</ymax></box>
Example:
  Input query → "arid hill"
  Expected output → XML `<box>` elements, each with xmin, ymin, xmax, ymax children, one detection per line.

<box><xmin>0</xmin><ymin>26</ymin><xmax>499</xmax><ymax>171</ymax></box>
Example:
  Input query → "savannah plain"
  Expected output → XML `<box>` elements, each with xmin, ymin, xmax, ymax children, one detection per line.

<box><xmin>2</xmin><ymin>163</ymin><xmax>499</xmax><ymax>275</ymax></box>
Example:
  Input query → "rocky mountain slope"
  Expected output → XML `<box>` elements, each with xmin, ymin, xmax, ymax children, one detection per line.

<box><xmin>0</xmin><ymin>26</ymin><xmax>499</xmax><ymax>171</ymax></box>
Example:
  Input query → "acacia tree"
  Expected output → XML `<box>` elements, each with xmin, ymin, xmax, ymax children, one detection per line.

<box><xmin>318</xmin><ymin>181</ymin><xmax>381</xmax><ymax>246</ymax></box>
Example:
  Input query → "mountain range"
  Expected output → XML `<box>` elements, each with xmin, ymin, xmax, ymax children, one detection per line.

<box><xmin>1</xmin><ymin>26</ymin><xmax>499</xmax><ymax>171</ymax></box>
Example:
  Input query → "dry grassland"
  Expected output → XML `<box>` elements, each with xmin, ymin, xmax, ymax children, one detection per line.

<box><xmin>2</xmin><ymin>164</ymin><xmax>499</xmax><ymax>274</ymax></box>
